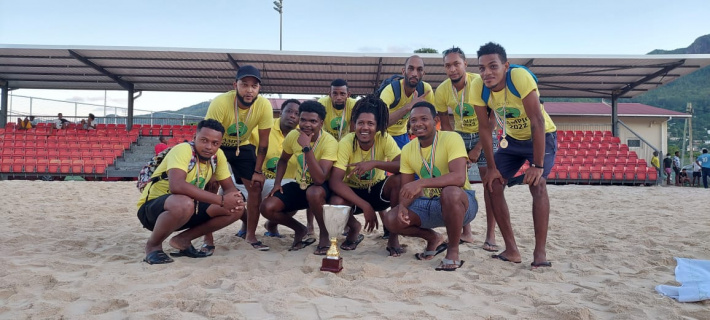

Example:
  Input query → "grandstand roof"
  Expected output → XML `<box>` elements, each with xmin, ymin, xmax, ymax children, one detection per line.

<box><xmin>2</xmin><ymin>45</ymin><xmax>710</xmax><ymax>98</ymax></box>
<box><xmin>544</xmin><ymin>102</ymin><xmax>691</xmax><ymax>118</ymax></box>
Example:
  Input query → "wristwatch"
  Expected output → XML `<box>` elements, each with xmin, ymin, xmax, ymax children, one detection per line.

<box><xmin>302</xmin><ymin>146</ymin><xmax>311</xmax><ymax>153</ymax></box>
<box><xmin>530</xmin><ymin>163</ymin><xmax>544</xmax><ymax>169</ymax></box>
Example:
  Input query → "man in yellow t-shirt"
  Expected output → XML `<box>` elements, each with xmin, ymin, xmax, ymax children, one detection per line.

<box><xmin>383</xmin><ymin>102</ymin><xmax>478</xmax><ymax>271</ymax></box>
<box><xmin>434</xmin><ymin>46</ymin><xmax>499</xmax><ymax>253</ymax></box>
<box><xmin>205</xmin><ymin>65</ymin><xmax>273</xmax><ymax>250</ymax></box>
<box><xmin>318</xmin><ymin>79</ymin><xmax>358</xmax><ymax>141</ymax></box>
<box><xmin>472</xmin><ymin>42</ymin><xmax>557</xmax><ymax>269</ymax></box>
<box><xmin>379</xmin><ymin>55</ymin><xmax>435</xmax><ymax>149</ymax></box>
<box><xmin>324</xmin><ymin>95</ymin><xmax>403</xmax><ymax>256</ymax></box>
<box><xmin>261</xmin><ymin>101</ymin><xmax>338</xmax><ymax>251</ymax></box>
<box><xmin>215</xmin><ymin>99</ymin><xmax>302</xmax><ymax>245</ymax></box>
<box><xmin>136</xmin><ymin>119</ymin><xmax>245</xmax><ymax>265</ymax></box>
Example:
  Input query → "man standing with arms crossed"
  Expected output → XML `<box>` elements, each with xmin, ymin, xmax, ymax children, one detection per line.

<box><xmin>205</xmin><ymin>65</ymin><xmax>273</xmax><ymax>250</ymax></box>
<box><xmin>472</xmin><ymin>42</ymin><xmax>557</xmax><ymax>269</ymax></box>
<box><xmin>435</xmin><ymin>46</ymin><xmax>498</xmax><ymax>252</ymax></box>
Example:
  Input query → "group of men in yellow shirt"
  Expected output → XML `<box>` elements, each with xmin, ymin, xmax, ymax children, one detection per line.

<box><xmin>136</xmin><ymin>42</ymin><xmax>557</xmax><ymax>271</ymax></box>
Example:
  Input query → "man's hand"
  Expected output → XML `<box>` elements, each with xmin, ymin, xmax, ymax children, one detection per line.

<box><xmin>267</xmin><ymin>184</ymin><xmax>283</xmax><ymax>197</ymax></box>
<box><xmin>250</xmin><ymin>172</ymin><xmax>265</xmax><ymax>189</ymax></box>
<box><xmin>482</xmin><ymin>168</ymin><xmax>505</xmax><ymax>192</ymax></box>
<box><xmin>223</xmin><ymin>191</ymin><xmax>245</xmax><ymax>213</ymax></box>
<box><xmin>468</xmin><ymin>146</ymin><xmax>482</xmax><ymax>164</ymax></box>
<box><xmin>523</xmin><ymin>166</ymin><xmax>544</xmax><ymax>186</ymax></box>
<box><xmin>399</xmin><ymin>180</ymin><xmax>423</xmax><ymax>200</ymax></box>
<box><xmin>397</xmin><ymin>205</ymin><xmax>410</xmax><ymax>225</ymax></box>
<box><xmin>362</xmin><ymin>204</ymin><xmax>378</xmax><ymax>232</ymax></box>
<box><xmin>408</xmin><ymin>90</ymin><xmax>431</xmax><ymax>110</ymax></box>
<box><xmin>346</xmin><ymin>161</ymin><xmax>377</xmax><ymax>179</ymax></box>
<box><xmin>297</xmin><ymin>129</ymin><xmax>313</xmax><ymax>148</ymax></box>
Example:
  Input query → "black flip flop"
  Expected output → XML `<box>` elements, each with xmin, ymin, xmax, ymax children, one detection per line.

<box><xmin>289</xmin><ymin>238</ymin><xmax>316</xmax><ymax>251</ymax></box>
<box><xmin>340</xmin><ymin>234</ymin><xmax>365</xmax><ymax>251</ymax></box>
<box><xmin>531</xmin><ymin>261</ymin><xmax>552</xmax><ymax>269</ymax></box>
<box><xmin>144</xmin><ymin>250</ymin><xmax>174</xmax><ymax>264</ymax></box>
<box><xmin>169</xmin><ymin>245</ymin><xmax>208</xmax><ymax>258</ymax></box>
<box><xmin>491</xmin><ymin>254</ymin><xmax>521</xmax><ymax>264</ymax></box>
<box><xmin>435</xmin><ymin>259</ymin><xmax>465</xmax><ymax>271</ymax></box>
<box><xmin>414</xmin><ymin>242</ymin><xmax>448</xmax><ymax>260</ymax></box>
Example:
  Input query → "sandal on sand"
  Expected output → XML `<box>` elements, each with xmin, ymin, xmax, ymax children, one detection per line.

<box><xmin>435</xmin><ymin>259</ymin><xmax>465</xmax><ymax>271</ymax></box>
<box><xmin>313</xmin><ymin>246</ymin><xmax>329</xmax><ymax>256</ymax></box>
<box><xmin>531</xmin><ymin>261</ymin><xmax>552</xmax><ymax>269</ymax></box>
<box><xmin>482</xmin><ymin>241</ymin><xmax>500</xmax><ymax>252</ymax></box>
<box><xmin>169</xmin><ymin>245</ymin><xmax>208</xmax><ymax>258</ymax></box>
<box><xmin>491</xmin><ymin>254</ymin><xmax>521</xmax><ymax>264</ymax></box>
<box><xmin>386</xmin><ymin>246</ymin><xmax>407</xmax><ymax>257</ymax></box>
<box><xmin>414</xmin><ymin>242</ymin><xmax>448</xmax><ymax>260</ymax></box>
<box><xmin>144</xmin><ymin>250</ymin><xmax>174</xmax><ymax>265</ymax></box>
<box><xmin>340</xmin><ymin>234</ymin><xmax>365</xmax><ymax>251</ymax></box>
<box><xmin>249</xmin><ymin>241</ymin><xmax>270</xmax><ymax>251</ymax></box>
<box><xmin>289</xmin><ymin>238</ymin><xmax>316</xmax><ymax>251</ymax></box>
<box><xmin>201</xmin><ymin>244</ymin><xmax>215</xmax><ymax>256</ymax></box>
<box><xmin>263</xmin><ymin>231</ymin><xmax>285</xmax><ymax>238</ymax></box>
<box><xmin>235</xmin><ymin>230</ymin><xmax>246</xmax><ymax>239</ymax></box>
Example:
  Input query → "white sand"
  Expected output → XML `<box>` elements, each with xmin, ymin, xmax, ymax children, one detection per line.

<box><xmin>0</xmin><ymin>181</ymin><xmax>708</xmax><ymax>319</ymax></box>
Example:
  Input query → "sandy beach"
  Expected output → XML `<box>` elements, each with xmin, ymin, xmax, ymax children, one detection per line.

<box><xmin>0</xmin><ymin>180</ymin><xmax>708</xmax><ymax>319</ymax></box>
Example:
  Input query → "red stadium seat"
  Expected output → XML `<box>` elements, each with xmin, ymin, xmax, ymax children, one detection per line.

<box><xmin>12</xmin><ymin>159</ymin><xmax>24</xmax><ymax>172</ymax></box>
<box><xmin>60</xmin><ymin>160</ymin><xmax>71</xmax><ymax>173</ymax></box>
<box><xmin>71</xmin><ymin>160</ymin><xmax>83</xmax><ymax>174</ymax></box>
<box><xmin>48</xmin><ymin>159</ymin><xmax>61</xmax><ymax>173</ymax></box>
<box><xmin>0</xmin><ymin>158</ymin><xmax>12</xmax><ymax>172</ymax></box>
<box><xmin>36</xmin><ymin>159</ymin><xmax>48</xmax><ymax>173</ymax></box>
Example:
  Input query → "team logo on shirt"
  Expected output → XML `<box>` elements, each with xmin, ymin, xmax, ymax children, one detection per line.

<box><xmin>227</xmin><ymin>122</ymin><xmax>249</xmax><ymax>137</ymax></box>
<box><xmin>190</xmin><ymin>176</ymin><xmax>207</xmax><ymax>189</ymax></box>
<box><xmin>330</xmin><ymin>117</ymin><xmax>346</xmax><ymax>132</ymax></box>
<box><xmin>455</xmin><ymin>103</ymin><xmax>476</xmax><ymax>117</ymax></box>
<box><xmin>266</xmin><ymin>157</ymin><xmax>279</xmax><ymax>174</ymax></box>
<box><xmin>495</xmin><ymin>107</ymin><xmax>521</xmax><ymax>119</ymax></box>
<box><xmin>419</xmin><ymin>166</ymin><xmax>442</xmax><ymax>179</ymax></box>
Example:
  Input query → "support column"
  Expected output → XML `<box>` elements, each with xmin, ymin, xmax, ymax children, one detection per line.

<box><xmin>611</xmin><ymin>93</ymin><xmax>619</xmax><ymax>137</ymax></box>
<box><xmin>127</xmin><ymin>84</ymin><xmax>135</xmax><ymax>131</ymax></box>
<box><xmin>0</xmin><ymin>82</ymin><xmax>8</xmax><ymax>128</ymax></box>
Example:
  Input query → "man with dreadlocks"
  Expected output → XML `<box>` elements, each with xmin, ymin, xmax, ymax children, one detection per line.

<box><xmin>318</xmin><ymin>79</ymin><xmax>358</xmax><ymax>141</ymax></box>
<box><xmin>319</xmin><ymin>95</ymin><xmax>405</xmax><ymax>256</ymax></box>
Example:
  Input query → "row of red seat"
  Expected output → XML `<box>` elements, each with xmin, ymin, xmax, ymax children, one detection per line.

<box><xmin>558</xmin><ymin>135</ymin><xmax>620</xmax><ymax>144</ymax></box>
<box><xmin>548</xmin><ymin>165</ymin><xmax>658</xmax><ymax>185</ymax></box>
<box><xmin>557</xmin><ymin>130</ymin><xmax>613</xmax><ymax>138</ymax></box>
<box><xmin>0</xmin><ymin>158</ymin><xmax>108</xmax><ymax>174</ymax></box>
<box><xmin>556</xmin><ymin>157</ymin><xmax>646</xmax><ymax>167</ymax></box>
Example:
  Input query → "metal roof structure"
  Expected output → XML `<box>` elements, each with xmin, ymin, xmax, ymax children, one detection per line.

<box><xmin>544</xmin><ymin>102</ymin><xmax>691</xmax><ymax>118</ymax></box>
<box><xmin>2</xmin><ymin>44</ymin><xmax>710</xmax><ymax>98</ymax></box>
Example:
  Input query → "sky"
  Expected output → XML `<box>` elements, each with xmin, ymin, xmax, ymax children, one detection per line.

<box><xmin>2</xmin><ymin>0</ymin><xmax>709</xmax><ymax>117</ymax></box>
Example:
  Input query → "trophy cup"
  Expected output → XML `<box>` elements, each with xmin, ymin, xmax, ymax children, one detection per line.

<box><xmin>320</xmin><ymin>204</ymin><xmax>351</xmax><ymax>273</ymax></box>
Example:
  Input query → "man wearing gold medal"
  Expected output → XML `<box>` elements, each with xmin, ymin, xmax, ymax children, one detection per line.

<box><xmin>325</xmin><ymin>95</ymin><xmax>404</xmax><ymax>256</ymax></box>
<box><xmin>382</xmin><ymin>102</ymin><xmax>478</xmax><ymax>271</ymax></box>
<box><xmin>318</xmin><ymin>79</ymin><xmax>358</xmax><ymax>141</ymax></box>
<box><xmin>472</xmin><ymin>42</ymin><xmax>557</xmax><ymax>269</ymax></box>
<box><xmin>261</xmin><ymin>101</ymin><xmax>339</xmax><ymax>251</ymax></box>
<box><xmin>434</xmin><ymin>46</ymin><xmax>499</xmax><ymax>253</ymax></box>
<box><xmin>205</xmin><ymin>65</ymin><xmax>273</xmax><ymax>250</ymax></box>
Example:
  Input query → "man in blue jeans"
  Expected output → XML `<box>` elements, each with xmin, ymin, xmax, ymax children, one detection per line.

<box><xmin>697</xmin><ymin>148</ymin><xmax>710</xmax><ymax>189</ymax></box>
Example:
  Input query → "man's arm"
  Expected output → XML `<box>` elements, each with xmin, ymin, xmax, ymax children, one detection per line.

<box><xmin>522</xmin><ymin>90</ymin><xmax>545</xmax><ymax>186</ymax></box>
<box><xmin>254</xmin><ymin>128</ymin><xmax>270</xmax><ymax>173</ymax></box>
<box><xmin>438</xmin><ymin>112</ymin><xmax>453</xmax><ymax>131</ymax></box>
<box><xmin>167</xmin><ymin>168</ymin><xmax>222</xmax><ymax>206</ymax></box>
<box><xmin>329</xmin><ymin>168</ymin><xmax>377</xmax><ymax>231</ymax></box>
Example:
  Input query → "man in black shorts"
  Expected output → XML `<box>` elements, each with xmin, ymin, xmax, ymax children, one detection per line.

<box><xmin>260</xmin><ymin>101</ymin><xmax>339</xmax><ymax>251</ymax></box>
<box><xmin>325</xmin><ymin>95</ymin><xmax>403</xmax><ymax>256</ymax></box>
<box><xmin>136</xmin><ymin>119</ymin><xmax>245</xmax><ymax>264</ymax></box>
<box><xmin>205</xmin><ymin>65</ymin><xmax>273</xmax><ymax>250</ymax></box>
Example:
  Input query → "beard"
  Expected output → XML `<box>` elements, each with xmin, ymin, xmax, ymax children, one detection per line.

<box><xmin>333</xmin><ymin>103</ymin><xmax>346</xmax><ymax>110</ymax></box>
<box><xmin>406</xmin><ymin>78</ymin><xmax>420</xmax><ymax>88</ymax></box>
<box><xmin>197</xmin><ymin>153</ymin><xmax>212</xmax><ymax>161</ymax></box>
<box><xmin>451</xmin><ymin>75</ymin><xmax>464</xmax><ymax>84</ymax></box>
<box><xmin>237</xmin><ymin>92</ymin><xmax>256</xmax><ymax>107</ymax></box>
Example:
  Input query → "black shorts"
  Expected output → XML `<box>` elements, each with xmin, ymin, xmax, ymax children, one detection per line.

<box><xmin>693</xmin><ymin>172</ymin><xmax>701</xmax><ymax>178</ymax></box>
<box><xmin>222</xmin><ymin>144</ymin><xmax>256</xmax><ymax>183</ymax></box>
<box><xmin>137</xmin><ymin>194</ymin><xmax>211</xmax><ymax>231</ymax></box>
<box><xmin>349</xmin><ymin>178</ymin><xmax>391</xmax><ymax>214</ymax></box>
<box><xmin>273</xmin><ymin>181</ymin><xmax>332</xmax><ymax>213</ymax></box>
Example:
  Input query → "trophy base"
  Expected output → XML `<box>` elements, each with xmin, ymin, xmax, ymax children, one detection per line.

<box><xmin>320</xmin><ymin>257</ymin><xmax>343</xmax><ymax>273</ymax></box>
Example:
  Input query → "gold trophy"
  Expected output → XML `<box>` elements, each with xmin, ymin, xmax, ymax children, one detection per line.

<box><xmin>320</xmin><ymin>204</ymin><xmax>351</xmax><ymax>273</ymax></box>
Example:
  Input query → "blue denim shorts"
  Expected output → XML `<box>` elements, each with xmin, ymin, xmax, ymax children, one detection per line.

<box><xmin>407</xmin><ymin>189</ymin><xmax>478</xmax><ymax>229</ymax></box>
<box><xmin>457</xmin><ymin>131</ymin><xmax>498</xmax><ymax>167</ymax></box>
<box><xmin>494</xmin><ymin>132</ymin><xmax>557</xmax><ymax>180</ymax></box>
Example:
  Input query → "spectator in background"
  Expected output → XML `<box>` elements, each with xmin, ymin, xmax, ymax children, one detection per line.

<box><xmin>650</xmin><ymin>151</ymin><xmax>660</xmax><ymax>183</ymax></box>
<box><xmin>54</xmin><ymin>113</ymin><xmax>70</xmax><ymax>129</ymax></box>
<box><xmin>697</xmin><ymin>148</ymin><xmax>710</xmax><ymax>189</ymax></box>
<box><xmin>17</xmin><ymin>117</ymin><xmax>33</xmax><ymax>129</ymax></box>
<box><xmin>673</xmin><ymin>151</ymin><xmax>682</xmax><ymax>185</ymax></box>
<box><xmin>678</xmin><ymin>169</ymin><xmax>690</xmax><ymax>186</ymax></box>
<box><xmin>82</xmin><ymin>113</ymin><xmax>96</xmax><ymax>130</ymax></box>
<box><xmin>691</xmin><ymin>161</ymin><xmax>701</xmax><ymax>187</ymax></box>
<box><xmin>663</xmin><ymin>153</ymin><xmax>673</xmax><ymax>185</ymax></box>
<box><xmin>155</xmin><ymin>136</ymin><xmax>169</xmax><ymax>155</ymax></box>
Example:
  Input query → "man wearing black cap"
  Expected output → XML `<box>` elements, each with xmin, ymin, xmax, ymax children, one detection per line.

<box><xmin>205</xmin><ymin>65</ymin><xmax>274</xmax><ymax>250</ymax></box>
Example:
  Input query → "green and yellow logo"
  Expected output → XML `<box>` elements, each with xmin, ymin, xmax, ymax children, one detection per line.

<box><xmin>227</xmin><ymin>122</ymin><xmax>249</xmax><ymax>137</ymax></box>
<box><xmin>190</xmin><ymin>176</ymin><xmax>207</xmax><ymax>189</ymax></box>
<box><xmin>496</xmin><ymin>107</ymin><xmax>520</xmax><ymax>119</ymax></box>
<box><xmin>266</xmin><ymin>157</ymin><xmax>278</xmax><ymax>173</ymax></box>
<box><xmin>330</xmin><ymin>117</ymin><xmax>346</xmax><ymax>131</ymax></box>
<box><xmin>419</xmin><ymin>166</ymin><xmax>442</xmax><ymax>179</ymax></box>
<box><xmin>455</xmin><ymin>103</ymin><xmax>476</xmax><ymax>117</ymax></box>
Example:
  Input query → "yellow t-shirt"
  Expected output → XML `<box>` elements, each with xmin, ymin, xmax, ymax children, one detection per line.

<box><xmin>282</xmin><ymin>129</ymin><xmax>339</xmax><ymax>184</ymax></box>
<box><xmin>318</xmin><ymin>96</ymin><xmax>358</xmax><ymax>141</ymax></box>
<box><xmin>470</xmin><ymin>68</ymin><xmax>556</xmax><ymax>140</ymax></box>
<box><xmin>205</xmin><ymin>90</ymin><xmax>273</xmax><ymax>147</ymax></box>
<box><xmin>379</xmin><ymin>79</ymin><xmax>435</xmax><ymax>136</ymax></box>
<box><xmin>651</xmin><ymin>156</ymin><xmax>660</xmax><ymax>169</ymax></box>
<box><xmin>400</xmin><ymin>131</ymin><xmax>471</xmax><ymax>198</ymax></box>
<box><xmin>137</xmin><ymin>143</ymin><xmax>231</xmax><ymax>208</ymax></box>
<box><xmin>334</xmin><ymin>132</ymin><xmax>401</xmax><ymax>188</ymax></box>
<box><xmin>251</xmin><ymin>118</ymin><xmax>299</xmax><ymax>179</ymax></box>
<box><xmin>434</xmin><ymin>72</ymin><xmax>482</xmax><ymax>133</ymax></box>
